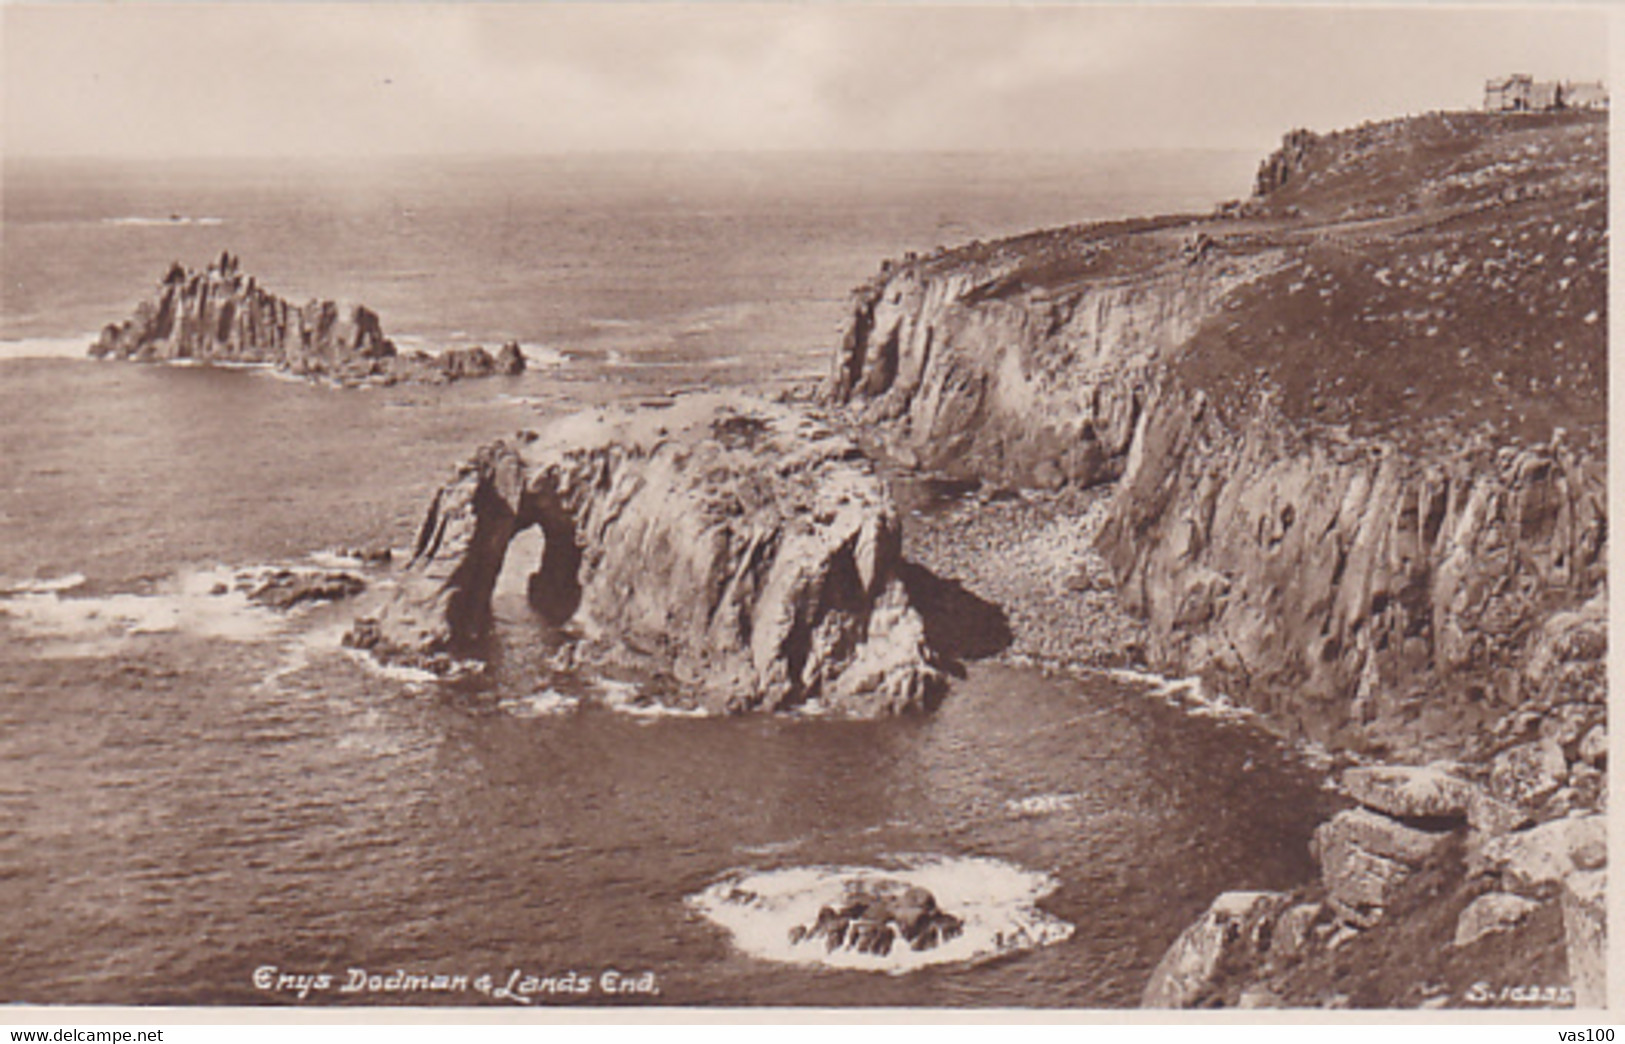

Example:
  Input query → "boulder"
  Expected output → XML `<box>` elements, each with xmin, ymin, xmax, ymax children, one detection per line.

<box><xmin>1315</xmin><ymin>807</ymin><xmax>1456</xmax><ymax>866</ymax></box>
<box><xmin>347</xmin><ymin>394</ymin><xmax>947</xmax><ymax>715</ymax></box>
<box><xmin>1313</xmin><ymin>815</ymin><xmax>1423</xmax><ymax>926</ymax></box>
<box><xmin>1468</xmin><ymin>814</ymin><xmax>1606</xmax><ymax>895</ymax></box>
<box><xmin>494</xmin><ymin>341</ymin><xmax>527</xmax><ymax>375</ymax></box>
<box><xmin>1270</xmin><ymin>901</ymin><xmax>1324</xmax><ymax>961</ymax></box>
<box><xmin>1467</xmin><ymin>784</ymin><xmax>1535</xmax><ymax>836</ymax></box>
<box><xmin>1578</xmin><ymin>725</ymin><xmax>1607</xmax><ymax>766</ymax></box>
<box><xmin>1141</xmin><ymin>891</ymin><xmax>1290</xmax><ymax>1008</ymax></box>
<box><xmin>1561</xmin><ymin>868</ymin><xmax>1607</xmax><ymax>1009</ymax></box>
<box><xmin>1337</xmin><ymin>764</ymin><xmax>1474</xmax><ymax>820</ymax></box>
<box><xmin>1451</xmin><ymin>892</ymin><xmax>1541</xmax><ymax>948</ymax></box>
<box><xmin>1488</xmin><ymin>737</ymin><xmax>1570</xmax><ymax>807</ymax></box>
<box><xmin>788</xmin><ymin>879</ymin><xmax>964</xmax><ymax>956</ymax></box>
<box><xmin>1522</xmin><ymin>589</ymin><xmax>1607</xmax><ymax>706</ymax></box>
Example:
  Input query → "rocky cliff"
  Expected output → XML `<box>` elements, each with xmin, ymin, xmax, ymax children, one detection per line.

<box><xmin>825</xmin><ymin>110</ymin><xmax>1607</xmax><ymax>761</ymax></box>
<box><xmin>348</xmin><ymin>394</ymin><xmax>946</xmax><ymax>716</ymax></box>
<box><xmin>824</xmin><ymin>110</ymin><xmax>1607</xmax><ymax>1007</ymax></box>
<box><xmin>91</xmin><ymin>253</ymin><xmax>527</xmax><ymax>385</ymax></box>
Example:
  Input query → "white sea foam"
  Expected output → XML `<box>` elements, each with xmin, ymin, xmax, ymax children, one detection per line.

<box><xmin>0</xmin><ymin>566</ymin><xmax>280</xmax><ymax>651</ymax></box>
<box><xmin>516</xmin><ymin>343</ymin><xmax>568</xmax><ymax>368</ymax></box>
<box><xmin>593</xmin><ymin>677</ymin><xmax>708</xmax><ymax>719</ymax></box>
<box><xmin>735</xmin><ymin>838</ymin><xmax>808</xmax><ymax>857</ymax></box>
<box><xmin>0</xmin><ymin>563</ymin><xmax>373</xmax><ymax>655</ymax></box>
<box><xmin>598</xmin><ymin>351</ymin><xmax>743</xmax><ymax>370</ymax></box>
<box><xmin>307</xmin><ymin>551</ymin><xmax>366</xmax><ymax>570</ymax></box>
<box><xmin>499</xmin><ymin>689</ymin><xmax>581</xmax><ymax>719</ymax></box>
<box><xmin>1102</xmin><ymin>666</ymin><xmax>1175</xmax><ymax>689</ymax></box>
<box><xmin>3</xmin><ymin>573</ymin><xmax>88</xmax><ymax>595</ymax></box>
<box><xmin>1003</xmin><ymin>793</ymin><xmax>1083</xmax><ymax>817</ymax></box>
<box><xmin>0</xmin><ymin>337</ymin><xmax>98</xmax><ymax>361</ymax></box>
<box><xmin>688</xmin><ymin>855</ymin><xmax>1073</xmax><ymax>974</ymax></box>
<box><xmin>102</xmin><ymin>216</ymin><xmax>224</xmax><ymax>227</ymax></box>
<box><xmin>338</xmin><ymin>647</ymin><xmax>440</xmax><ymax>686</ymax></box>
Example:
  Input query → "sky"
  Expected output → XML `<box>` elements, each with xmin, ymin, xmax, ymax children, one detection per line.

<box><xmin>1</xmin><ymin>4</ymin><xmax>1610</xmax><ymax>159</ymax></box>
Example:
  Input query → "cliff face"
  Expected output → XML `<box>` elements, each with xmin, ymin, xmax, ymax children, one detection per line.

<box><xmin>824</xmin><ymin>219</ymin><xmax>1266</xmax><ymax>490</ymax></box>
<box><xmin>91</xmin><ymin>253</ymin><xmax>526</xmax><ymax>385</ymax></box>
<box><xmin>1104</xmin><ymin>388</ymin><xmax>1604</xmax><ymax>757</ymax></box>
<box><xmin>825</xmin><ymin>110</ymin><xmax>1607</xmax><ymax>760</ymax></box>
<box><xmin>348</xmin><ymin>394</ymin><xmax>946</xmax><ymax>716</ymax></box>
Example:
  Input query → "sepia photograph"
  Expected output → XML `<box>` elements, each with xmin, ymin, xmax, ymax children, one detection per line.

<box><xmin>0</xmin><ymin>1</ymin><xmax>1611</xmax><ymax>1022</ymax></box>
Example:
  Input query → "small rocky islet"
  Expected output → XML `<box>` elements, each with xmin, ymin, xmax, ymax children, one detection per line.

<box><xmin>787</xmin><ymin>880</ymin><xmax>965</xmax><ymax>956</ymax></box>
<box><xmin>90</xmin><ymin>251</ymin><xmax>527</xmax><ymax>386</ymax></box>
<box><xmin>94</xmin><ymin>107</ymin><xmax>1606</xmax><ymax>1007</ymax></box>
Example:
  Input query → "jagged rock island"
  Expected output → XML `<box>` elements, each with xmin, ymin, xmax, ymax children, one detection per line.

<box><xmin>823</xmin><ymin>110</ymin><xmax>1606</xmax><ymax>1007</ymax></box>
<box><xmin>348</xmin><ymin>394</ymin><xmax>947</xmax><ymax>716</ymax></box>
<box><xmin>90</xmin><ymin>252</ymin><xmax>527</xmax><ymax>386</ymax></box>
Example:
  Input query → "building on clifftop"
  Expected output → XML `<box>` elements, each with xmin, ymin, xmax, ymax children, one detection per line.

<box><xmin>1484</xmin><ymin>73</ymin><xmax>1609</xmax><ymax>112</ymax></box>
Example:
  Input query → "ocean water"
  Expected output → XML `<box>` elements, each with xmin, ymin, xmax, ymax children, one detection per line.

<box><xmin>0</xmin><ymin>150</ymin><xmax>1332</xmax><ymax>1008</ymax></box>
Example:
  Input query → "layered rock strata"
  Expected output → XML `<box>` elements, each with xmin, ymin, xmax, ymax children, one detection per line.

<box><xmin>90</xmin><ymin>253</ymin><xmax>526</xmax><ymax>385</ymax></box>
<box><xmin>825</xmin><ymin>111</ymin><xmax>1607</xmax><ymax>761</ymax></box>
<box><xmin>347</xmin><ymin>394</ymin><xmax>946</xmax><ymax>715</ymax></box>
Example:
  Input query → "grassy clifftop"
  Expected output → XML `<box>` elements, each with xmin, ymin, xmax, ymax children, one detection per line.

<box><xmin>1182</xmin><ymin>110</ymin><xmax>1606</xmax><ymax>448</ymax></box>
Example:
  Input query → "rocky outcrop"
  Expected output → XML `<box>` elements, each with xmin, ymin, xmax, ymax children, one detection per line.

<box><xmin>788</xmin><ymin>879</ymin><xmax>964</xmax><ymax>956</ymax></box>
<box><xmin>1147</xmin><ymin>756</ymin><xmax>1605</xmax><ymax>1008</ymax></box>
<box><xmin>1252</xmin><ymin>128</ymin><xmax>1321</xmax><ymax>198</ymax></box>
<box><xmin>347</xmin><ymin>394</ymin><xmax>946</xmax><ymax>715</ymax></box>
<box><xmin>1103</xmin><ymin>396</ymin><xmax>1605</xmax><ymax>758</ymax></box>
<box><xmin>1312</xmin><ymin>768</ymin><xmax>1465</xmax><ymax>928</ymax></box>
<box><xmin>90</xmin><ymin>253</ymin><xmax>527</xmax><ymax>386</ymax></box>
<box><xmin>822</xmin><ymin>226</ymin><xmax>1266</xmax><ymax>490</ymax></box>
<box><xmin>827</xmin><ymin>111</ymin><xmax>1607</xmax><ymax>764</ymax></box>
<box><xmin>1141</xmin><ymin>891</ymin><xmax>1294</xmax><ymax>1007</ymax></box>
<box><xmin>240</xmin><ymin>568</ymin><xmax>366</xmax><ymax>610</ymax></box>
<box><xmin>1562</xmin><ymin>868</ymin><xmax>1607</xmax><ymax>1008</ymax></box>
<box><xmin>1452</xmin><ymin>892</ymin><xmax>1541</xmax><ymax>948</ymax></box>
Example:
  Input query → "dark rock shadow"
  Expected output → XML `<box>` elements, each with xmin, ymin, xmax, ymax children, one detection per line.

<box><xmin>897</xmin><ymin>561</ymin><xmax>1013</xmax><ymax>676</ymax></box>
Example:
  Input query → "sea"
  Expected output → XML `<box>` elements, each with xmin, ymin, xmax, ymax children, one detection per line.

<box><xmin>0</xmin><ymin>150</ymin><xmax>1333</xmax><ymax>1008</ymax></box>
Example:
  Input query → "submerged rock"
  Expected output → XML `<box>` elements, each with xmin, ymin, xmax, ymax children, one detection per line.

<box><xmin>788</xmin><ymin>879</ymin><xmax>964</xmax><ymax>956</ymax></box>
<box><xmin>348</xmin><ymin>394</ymin><xmax>946</xmax><ymax>715</ymax></box>
<box><xmin>1339</xmin><ymin>764</ymin><xmax>1474</xmax><ymax>820</ymax></box>
<box><xmin>237</xmin><ymin>568</ymin><xmax>366</xmax><ymax>610</ymax></box>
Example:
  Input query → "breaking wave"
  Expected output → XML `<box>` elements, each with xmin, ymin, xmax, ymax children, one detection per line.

<box><xmin>0</xmin><ymin>560</ymin><xmax>376</xmax><ymax>657</ymax></box>
<box><xmin>102</xmin><ymin>216</ymin><xmax>225</xmax><ymax>227</ymax></box>
<box><xmin>688</xmin><ymin>855</ymin><xmax>1073</xmax><ymax>974</ymax></box>
<box><xmin>0</xmin><ymin>337</ymin><xmax>97</xmax><ymax>361</ymax></box>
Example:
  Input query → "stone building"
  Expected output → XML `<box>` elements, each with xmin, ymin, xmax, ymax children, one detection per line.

<box><xmin>1485</xmin><ymin>74</ymin><xmax>1609</xmax><ymax>112</ymax></box>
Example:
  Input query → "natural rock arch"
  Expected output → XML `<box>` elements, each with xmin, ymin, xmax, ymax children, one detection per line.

<box><xmin>347</xmin><ymin>395</ymin><xmax>948</xmax><ymax>716</ymax></box>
